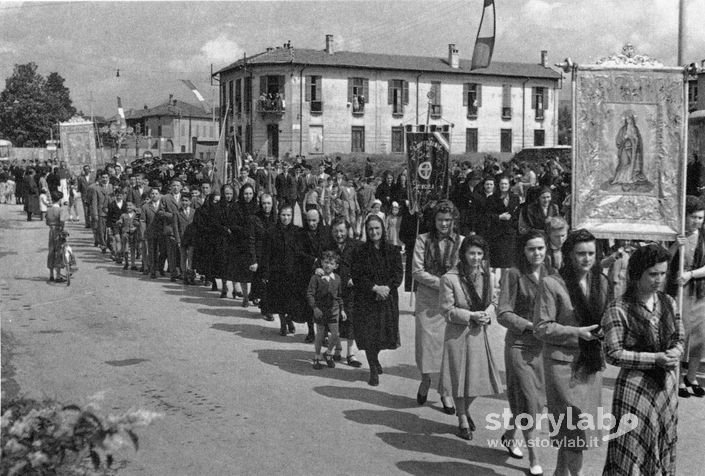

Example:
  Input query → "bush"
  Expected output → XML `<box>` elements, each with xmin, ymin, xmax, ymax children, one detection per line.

<box><xmin>1</xmin><ymin>397</ymin><xmax>161</xmax><ymax>475</ymax></box>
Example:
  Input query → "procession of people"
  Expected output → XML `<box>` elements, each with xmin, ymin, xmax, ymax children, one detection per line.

<box><xmin>4</xmin><ymin>149</ymin><xmax>704</xmax><ymax>476</ymax></box>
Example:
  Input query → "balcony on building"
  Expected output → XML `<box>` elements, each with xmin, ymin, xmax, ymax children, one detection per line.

<box><xmin>256</xmin><ymin>94</ymin><xmax>286</xmax><ymax>118</ymax></box>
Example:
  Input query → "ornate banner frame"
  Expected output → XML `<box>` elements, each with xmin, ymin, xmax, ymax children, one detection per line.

<box><xmin>570</xmin><ymin>55</ymin><xmax>688</xmax><ymax>241</ymax></box>
<box><xmin>60</xmin><ymin>119</ymin><xmax>98</xmax><ymax>176</ymax></box>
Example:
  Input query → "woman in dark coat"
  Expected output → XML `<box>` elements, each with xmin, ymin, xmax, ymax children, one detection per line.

<box><xmin>217</xmin><ymin>184</ymin><xmax>238</xmax><ymax>298</ymax></box>
<box><xmin>520</xmin><ymin>186</ymin><xmax>560</xmax><ymax>234</ymax></box>
<box><xmin>228</xmin><ymin>183</ymin><xmax>258</xmax><ymax>307</ymax></box>
<box><xmin>486</xmin><ymin>176</ymin><xmax>521</xmax><ymax>269</ymax></box>
<box><xmin>470</xmin><ymin>176</ymin><xmax>496</xmax><ymax>238</ymax></box>
<box><xmin>352</xmin><ymin>214</ymin><xmax>403</xmax><ymax>386</ymax></box>
<box><xmin>263</xmin><ymin>205</ymin><xmax>304</xmax><ymax>335</ymax></box>
<box><xmin>252</xmin><ymin>193</ymin><xmax>277</xmax><ymax>319</ymax></box>
<box><xmin>375</xmin><ymin>170</ymin><xmax>396</xmax><ymax>215</ymax></box>
<box><xmin>23</xmin><ymin>168</ymin><xmax>41</xmax><ymax>220</ymax></box>
<box><xmin>192</xmin><ymin>192</ymin><xmax>222</xmax><ymax>291</ymax></box>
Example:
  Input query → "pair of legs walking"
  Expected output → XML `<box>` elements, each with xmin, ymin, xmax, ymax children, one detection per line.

<box><xmin>312</xmin><ymin>323</ymin><xmax>339</xmax><ymax>369</ymax></box>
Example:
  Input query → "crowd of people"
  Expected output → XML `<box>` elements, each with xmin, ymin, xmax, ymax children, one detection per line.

<box><xmin>4</xmin><ymin>151</ymin><xmax>704</xmax><ymax>476</ymax></box>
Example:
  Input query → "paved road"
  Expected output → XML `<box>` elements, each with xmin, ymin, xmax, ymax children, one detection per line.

<box><xmin>1</xmin><ymin>203</ymin><xmax>703</xmax><ymax>475</ymax></box>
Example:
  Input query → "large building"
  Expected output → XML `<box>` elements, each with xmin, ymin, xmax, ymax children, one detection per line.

<box><xmin>111</xmin><ymin>96</ymin><xmax>218</xmax><ymax>159</ymax></box>
<box><xmin>215</xmin><ymin>35</ymin><xmax>563</xmax><ymax>159</ymax></box>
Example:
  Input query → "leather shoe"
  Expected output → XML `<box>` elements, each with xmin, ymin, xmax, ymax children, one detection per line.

<box><xmin>347</xmin><ymin>355</ymin><xmax>362</xmax><ymax>368</ymax></box>
<box><xmin>678</xmin><ymin>386</ymin><xmax>691</xmax><ymax>398</ymax></box>
<box><xmin>684</xmin><ymin>376</ymin><xmax>705</xmax><ymax>397</ymax></box>
<box><xmin>441</xmin><ymin>397</ymin><xmax>455</xmax><ymax>415</ymax></box>
<box><xmin>457</xmin><ymin>425</ymin><xmax>472</xmax><ymax>441</ymax></box>
<box><xmin>501</xmin><ymin>434</ymin><xmax>524</xmax><ymax>459</ymax></box>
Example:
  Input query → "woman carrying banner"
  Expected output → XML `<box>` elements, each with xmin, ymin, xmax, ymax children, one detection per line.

<box><xmin>668</xmin><ymin>195</ymin><xmax>705</xmax><ymax>398</ymax></box>
<box><xmin>602</xmin><ymin>244</ymin><xmax>683</xmax><ymax>476</ymax></box>
<box><xmin>534</xmin><ymin>229</ymin><xmax>609</xmax><ymax>476</ymax></box>
<box><xmin>412</xmin><ymin>200</ymin><xmax>464</xmax><ymax>413</ymax></box>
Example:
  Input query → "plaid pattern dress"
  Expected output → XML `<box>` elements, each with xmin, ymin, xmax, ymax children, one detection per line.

<box><xmin>601</xmin><ymin>294</ymin><xmax>684</xmax><ymax>476</ymax></box>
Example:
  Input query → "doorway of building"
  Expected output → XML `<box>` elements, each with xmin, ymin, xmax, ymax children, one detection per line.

<box><xmin>267</xmin><ymin>124</ymin><xmax>279</xmax><ymax>158</ymax></box>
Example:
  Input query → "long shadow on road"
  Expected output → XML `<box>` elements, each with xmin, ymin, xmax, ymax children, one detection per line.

<box><xmin>314</xmin><ymin>385</ymin><xmax>418</xmax><ymax>410</ymax></box>
<box><xmin>396</xmin><ymin>460</ymin><xmax>504</xmax><ymax>476</ymax></box>
<box><xmin>254</xmin><ymin>348</ymin><xmax>366</xmax><ymax>383</ymax></box>
<box><xmin>210</xmin><ymin>322</ymin><xmax>286</xmax><ymax>343</ymax></box>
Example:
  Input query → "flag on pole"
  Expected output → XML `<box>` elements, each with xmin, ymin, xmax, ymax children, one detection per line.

<box><xmin>234</xmin><ymin>137</ymin><xmax>243</xmax><ymax>178</ymax></box>
<box><xmin>470</xmin><ymin>0</ymin><xmax>496</xmax><ymax>70</ymax></box>
<box><xmin>213</xmin><ymin>103</ymin><xmax>230</xmax><ymax>192</ymax></box>
<box><xmin>181</xmin><ymin>79</ymin><xmax>208</xmax><ymax>111</ymax></box>
<box><xmin>116</xmin><ymin>96</ymin><xmax>127</xmax><ymax>131</ymax></box>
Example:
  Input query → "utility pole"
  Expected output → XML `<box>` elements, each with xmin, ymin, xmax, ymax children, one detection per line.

<box><xmin>678</xmin><ymin>0</ymin><xmax>685</xmax><ymax>65</ymax></box>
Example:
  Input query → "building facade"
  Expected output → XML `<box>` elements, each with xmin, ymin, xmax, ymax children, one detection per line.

<box><xmin>117</xmin><ymin>97</ymin><xmax>218</xmax><ymax>158</ymax></box>
<box><xmin>215</xmin><ymin>36</ymin><xmax>562</xmax><ymax>159</ymax></box>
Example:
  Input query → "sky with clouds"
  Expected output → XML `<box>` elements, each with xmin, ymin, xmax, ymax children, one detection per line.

<box><xmin>1</xmin><ymin>0</ymin><xmax>703</xmax><ymax>117</ymax></box>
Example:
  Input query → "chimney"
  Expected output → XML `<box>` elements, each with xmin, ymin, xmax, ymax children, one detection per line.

<box><xmin>266</xmin><ymin>47</ymin><xmax>274</xmax><ymax>52</ymax></box>
<box><xmin>325</xmin><ymin>34</ymin><xmax>334</xmax><ymax>55</ymax></box>
<box><xmin>448</xmin><ymin>44</ymin><xmax>459</xmax><ymax>69</ymax></box>
<box><xmin>541</xmin><ymin>50</ymin><xmax>548</xmax><ymax>67</ymax></box>
<box><xmin>168</xmin><ymin>94</ymin><xmax>173</xmax><ymax>104</ymax></box>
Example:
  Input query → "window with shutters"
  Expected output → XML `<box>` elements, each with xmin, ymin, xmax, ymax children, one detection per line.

<box><xmin>351</xmin><ymin>126</ymin><xmax>365</xmax><ymax>152</ymax></box>
<box><xmin>235</xmin><ymin>79</ymin><xmax>242</xmax><ymax>114</ymax></box>
<box><xmin>348</xmin><ymin>77</ymin><xmax>368</xmax><ymax>115</ymax></box>
<box><xmin>430</xmin><ymin>81</ymin><xmax>442</xmax><ymax>117</ymax></box>
<box><xmin>532</xmin><ymin>86</ymin><xmax>548</xmax><ymax>121</ymax></box>
<box><xmin>500</xmin><ymin>128</ymin><xmax>512</xmax><ymax>152</ymax></box>
<box><xmin>388</xmin><ymin>79</ymin><xmax>409</xmax><ymax>116</ymax></box>
<box><xmin>464</xmin><ymin>83</ymin><xmax>481</xmax><ymax>119</ymax></box>
<box><xmin>391</xmin><ymin>126</ymin><xmax>404</xmax><ymax>153</ymax></box>
<box><xmin>688</xmin><ymin>81</ymin><xmax>698</xmax><ymax>112</ymax></box>
<box><xmin>534</xmin><ymin>129</ymin><xmax>545</xmax><ymax>146</ymax></box>
<box><xmin>466</xmin><ymin>128</ymin><xmax>478</xmax><ymax>153</ymax></box>
<box><xmin>502</xmin><ymin>84</ymin><xmax>512</xmax><ymax>120</ymax></box>
<box><xmin>257</xmin><ymin>75</ymin><xmax>286</xmax><ymax>114</ymax></box>
<box><xmin>306</xmin><ymin>75</ymin><xmax>323</xmax><ymax>114</ymax></box>
<box><xmin>244</xmin><ymin>77</ymin><xmax>252</xmax><ymax>114</ymax></box>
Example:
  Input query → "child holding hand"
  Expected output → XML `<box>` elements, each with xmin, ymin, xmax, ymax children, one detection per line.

<box><xmin>307</xmin><ymin>250</ymin><xmax>345</xmax><ymax>369</ymax></box>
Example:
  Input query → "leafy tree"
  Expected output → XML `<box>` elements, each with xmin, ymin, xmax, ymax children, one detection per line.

<box><xmin>0</xmin><ymin>63</ymin><xmax>76</xmax><ymax>147</ymax></box>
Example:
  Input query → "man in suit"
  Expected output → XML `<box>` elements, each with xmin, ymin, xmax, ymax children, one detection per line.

<box><xmin>158</xmin><ymin>179</ymin><xmax>182</xmax><ymax>280</ymax></box>
<box><xmin>233</xmin><ymin>166</ymin><xmax>256</xmax><ymax>199</ymax></box>
<box><xmin>175</xmin><ymin>193</ymin><xmax>195</xmax><ymax>284</ymax></box>
<box><xmin>76</xmin><ymin>165</ymin><xmax>93</xmax><ymax>228</ymax></box>
<box><xmin>89</xmin><ymin>170</ymin><xmax>114</xmax><ymax>253</ymax></box>
<box><xmin>127</xmin><ymin>173</ymin><xmax>150</xmax><ymax>206</ymax></box>
<box><xmin>140</xmin><ymin>188</ymin><xmax>162</xmax><ymax>278</ymax></box>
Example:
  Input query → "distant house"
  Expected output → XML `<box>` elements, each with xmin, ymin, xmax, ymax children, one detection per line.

<box><xmin>108</xmin><ymin>96</ymin><xmax>218</xmax><ymax>157</ymax></box>
<box><xmin>214</xmin><ymin>35</ymin><xmax>562</xmax><ymax>158</ymax></box>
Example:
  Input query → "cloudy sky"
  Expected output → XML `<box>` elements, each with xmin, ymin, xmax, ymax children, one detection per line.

<box><xmin>1</xmin><ymin>0</ymin><xmax>703</xmax><ymax>117</ymax></box>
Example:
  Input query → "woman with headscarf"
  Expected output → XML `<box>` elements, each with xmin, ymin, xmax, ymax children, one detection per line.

<box><xmin>534</xmin><ymin>229</ymin><xmax>609</xmax><ymax>476</ymax></box>
<box><xmin>263</xmin><ymin>205</ymin><xmax>303</xmax><ymax>335</ymax></box>
<box><xmin>602</xmin><ymin>244</ymin><xmax>683</xmax><ymax>476</ymax></box>
<box><xmin>438</xmin><ymin>235</ymin><xmax>504</xmax><ymax>441</ymax></box>
<box><xmin>217</xmin><ymin>184</ymin><xmax>238</xmax><ymax>298</ymax></box>
<box><xmin>46</xmin><ymin>191</ymin><xmax>70</xmax><ymax>282</ymax></box>
<box><xmin>412</xmin><ymin>200</ymin><xmax>464</xmax><ymax>413</ymax></box>
<box><xmin>352</xmin><ymin>215</ymin><xmax>403</xmax><ymax>386</ymax></box>
<box><xmin>226</xmin><ymin>183</ymin><xmax>258</xmax><ymax>307</ymax></box>
<box><xmin>192</xmin><ymin>192</ymin><xmax>222</xmax><ymax>291</ymax></box>
<box><xmin>667</xmin><ymin>195</ymin><xmax>705</xmax><ymax>398</ymax></box>
<box><xmin>497</xmin><ymin>230</ymin><xmax>554</xmax><ymax>474</ymax></box>
<box><xmin>252</xmin><ymin>193</ymin><xmax>277</xmax><ymax>320</ymax></box>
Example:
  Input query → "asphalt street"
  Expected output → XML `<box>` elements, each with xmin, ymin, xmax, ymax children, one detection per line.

<box><xmin>1</xmin><ymin>202</ymin><xmax>703</xmax><ymax>476</ymax></box>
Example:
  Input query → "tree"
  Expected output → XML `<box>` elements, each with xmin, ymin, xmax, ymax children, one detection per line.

<box><xmin>0</xmin><ymin>63</ymin><xmax>76</xmax><ymax>147</ymax></box>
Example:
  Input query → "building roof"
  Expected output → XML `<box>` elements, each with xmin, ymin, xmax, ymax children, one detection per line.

<box><xmin>215</xmin><ymin>47</ymin><xmax>562</xmax><ymax>80</ymax></box>
<box><xmin>108</xmin><ymin>99</ymin><xmax>211</xmax><ymax>123</ymax></box>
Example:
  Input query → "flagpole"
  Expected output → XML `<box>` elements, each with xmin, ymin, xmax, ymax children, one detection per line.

<box><xmin>677</xmin><ymin>0</ymin><xmax>685</xmax><ymax>65</ymax></box>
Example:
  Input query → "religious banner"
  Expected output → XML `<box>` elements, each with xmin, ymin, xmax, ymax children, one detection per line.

<box><xmin>406</xmin><ymin>131</ymin><xmax>450</xmax><ymax>213</ymax></box>
<box><xmin>60</xmin><ymin>118</ymin><xmax>98</xmax><ymax>176</ymax></box>
<box><xmin>570</xmin><ymin>47</ymin><xmax>687</xmax><ymax>241</ymax></box>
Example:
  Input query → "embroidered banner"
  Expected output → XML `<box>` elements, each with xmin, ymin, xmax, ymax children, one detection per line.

<box><xmin>406</xmin><ymin>132</ymin><xmax>450</xmax><ymax>213</ymax></box>
<box><xmin>572</xmin><ymin>66</ymin><xmax>687</xmax><ymax>240</ymax></box>
<box><xmin>59</xmin><ymin>120</ymin><xmax>98</xmax><ymax>176</ymax></box>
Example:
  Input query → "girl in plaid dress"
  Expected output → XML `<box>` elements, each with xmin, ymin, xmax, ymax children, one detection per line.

<box><xmin>602</xmin><ymin>244</ymin><xmax>684</xmax><ymax>476</ymax></box>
